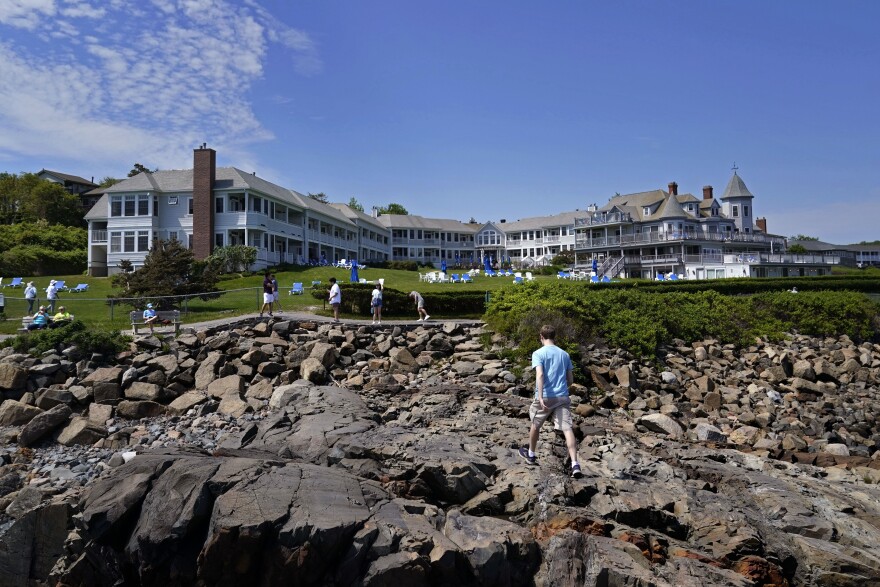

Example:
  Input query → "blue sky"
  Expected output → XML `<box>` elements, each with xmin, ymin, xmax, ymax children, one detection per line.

<box><xmin>1</xmin><ymin>0</ymin><xmax>877</xmax><ymax>243</ymax></box>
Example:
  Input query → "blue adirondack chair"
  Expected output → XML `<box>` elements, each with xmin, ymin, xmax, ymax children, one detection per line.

<box><xmin>5</xmin><ymin>277</ymin><xmax>22</xmax><ymax>288</ymax></box>
<box><xmin>69</xmin><ymin>283</ymin><xmax>89</xmax><ymax>293</ymax></box>
<box><xmin>461</xmin><ymin>274</ymin><xmax>473</xmax><ymax>283</ymax></box>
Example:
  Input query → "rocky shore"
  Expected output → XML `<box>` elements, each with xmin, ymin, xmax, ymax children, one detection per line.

<box><xmin>1</xmin><ymin>317</ymin><xmax>879</xmax><ymax>586</ymax></box>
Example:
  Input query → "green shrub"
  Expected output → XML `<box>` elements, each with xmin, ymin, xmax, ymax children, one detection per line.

<box><xmin>484</xmin><ymin>281</ymin><xmax>880</xmax><ymax>358</ymax></box>
<box><xmin>1</xmin><ymin>321</ymin><xmax>130</xmax><ymax>357</ymax></box>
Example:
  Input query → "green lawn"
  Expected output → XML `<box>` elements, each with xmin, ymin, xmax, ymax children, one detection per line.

<box><xmin>0</xmin><ymin>267</ymin><xmax>554</xmax><ymax>333</ymax></box>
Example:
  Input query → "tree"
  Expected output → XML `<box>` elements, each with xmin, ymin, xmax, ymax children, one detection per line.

<box><xmin>308</xmin><ymin>192</ymin><xmax>329</xmax><ymax>203</ymax></box>
<box><xmin>377</xmin><ymin>203</ymin><xmax>409</xmax><ymax>215</ymax></box>
<box><xmin>790</xmin><ymin>234</ymin><xmax>819</xmax><ymax>241</ymax></box>
<box><xmin>467</xmin><ymin>217</ymin><xmax>478</xmax><ymax>224</ymax></box>
<box><xmin>788</xmin><ymin>244</ymin><xmax>808</xmax><ymax>254</ymax></box>
<box><xmin>348</xmin><ymin>197</ymin><xmax>364</xmax><ymax>212</ymax></box>
<box><xmin>207</xmin><ymin>245</ymin><xmax>258</xmax><ymax>273</ymax></box>
<box><xmin>128</xmin><ymin>163</ymin><xmax>156</xmax><ymax>177</ymax></box>
<box><xmin>99</xmin><ymin>176</ymin><xmax>122</xmax><ymax>188</ymax></box>
<box><xmin>0</xmin><ymin>172</ymin><xmax>83</xmax><ymax>226</ymax></box>
<box><xmin>112</xmin><ymin>239</ymin><xmax>220</xmax><ymax>309</ymax></box>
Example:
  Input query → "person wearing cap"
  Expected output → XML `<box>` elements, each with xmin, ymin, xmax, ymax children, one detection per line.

<box><xmin>143</xmin><ymin>303</ymin><xmax>158</xmax><ymax>334</ymax></box>
<box><xmin>24</xmin><ymin>281</ymin><xmax>37</xmax><ymax>314</ymax></box>
<box><xmin>45</xmin><ymin>280</ymin><xmax>59</xmax><ymax>313</ymax></box>
<box><xmin>50</xmin><ymin>306</ymin><xmax>73</xmax><ymax>328</ymax></box>
<box><xmin>28</xmin><ymin>306</ymin><xmax>50</xmax><ymax>330</ymax></box>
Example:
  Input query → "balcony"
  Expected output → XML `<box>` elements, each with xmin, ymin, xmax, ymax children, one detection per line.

<box><xmin>574</xmin><ymin>212</ymin><xmax>634</xmax><ymax>226</ymax></box>
<box><xmin>91</xmin><ymin>230</ymin><xmax>107</xmax><ymax>243</ymax></box>
<box><xmin>575</xmin><ymin>230</ymin><xmax>787</xmax><ymax>249</ymax></box>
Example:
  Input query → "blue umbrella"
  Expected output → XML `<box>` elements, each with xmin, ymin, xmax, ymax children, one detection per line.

<box><xmin>592</xmin><ymin>258</ymin><xmax>598</xmax><ymax>273</ymax></box>
<box><xmin>350</xmin><ymin>259</ymin><xmax>359</xmax><ymax>283</ymax></box>
<box><xmin>484</xmin><ymin>255</ymin><xmax>492</xmax><ymax>272</ymax></box>
<box><xmin>455</xmin><ymin>252</ymin><xmax>460</xmax><ymax>265</ymax></box>
<box><xmin>441</xmin><ymin>259</ymin><xmax>447</xmax><ymax>272</ymax></box>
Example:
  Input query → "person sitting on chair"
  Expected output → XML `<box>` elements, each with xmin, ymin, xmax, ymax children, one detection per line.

<box><xmin>28</xmin><ymin>307</ymin><xmax>50</xmax><ymax>330</ymax></box>
<box><xmin>143</xmin><ymin>303</ymin><xmax>158</xmax><ymax>334</ymax></box>
<box><xmin>50</xmin><ymin>306</ymin><xmax>73</xmax><ymax>328</ymax></box>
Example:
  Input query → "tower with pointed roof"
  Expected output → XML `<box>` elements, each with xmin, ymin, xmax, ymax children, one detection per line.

<box><xmin>720</xmin><ymin>167</ymin><xmax>755</xmax><ymax>234</ymax></box>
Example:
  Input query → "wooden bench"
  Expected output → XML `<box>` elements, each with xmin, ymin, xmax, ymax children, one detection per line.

<box><xmin>19</xmin><ymin>315</ymin><xmax>75</xmax><ymax>332</ymax></box>
<box><xmin>130</xmin><ymin>310</ymin><xmax>181</xmax><ymax>335</ymax></box>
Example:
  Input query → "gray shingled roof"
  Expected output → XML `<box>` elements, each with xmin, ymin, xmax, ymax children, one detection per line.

<box><xmin>329</xmin><ymin>203</ymin><xmax>388</xmax><ymax>231</ymax></box>
<box><xmin>377</xmin><ymin>214</ymin><xmax>479</xmax><ymax>233</ymax></box>
<box><xmin>84</xmin><ymin>194</ymin><xmax>108</xmax><ymax>220</ymax></box>
<box><xmin>721</xmin><ymin>172</ymin><xmax>754</xmax><ymax>199</ymax></box>
<box><xmin>655</xmin><ymin>194</ymin><xmax>691</xmax><ymax>220</ymax></box>
<box><xmin>38</xmin><ymin>169</ymin><xmax>97</xmax><ymax>186</ymax></box>
<box><xmin>497</xmin><ymin>210</ymin><xmax>584</xmax><ymax>232</ymax></box>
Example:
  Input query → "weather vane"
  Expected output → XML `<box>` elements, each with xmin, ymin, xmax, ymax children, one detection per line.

<box><xmin>731</xmin><ymin>162</ymin><xmax>739</xmax><ymax>174</ymax></box>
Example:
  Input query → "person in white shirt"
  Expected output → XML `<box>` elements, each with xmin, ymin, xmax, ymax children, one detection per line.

<box><xmin>370</xmin><ymin>283</ymin><xmax>383</xmax><ymax>324</ymax></box>
<box><xmin>45</xmin><ymin>280</ymin><xmax>59</xmax><ymax>313</ymax></box>
<box><xmin>24</xmin><ymin>281</ymin><xmax>37</xmax><ymax>314</ymax></box>
<box><xmin>328</xmin><ymin>277</ymin><xmax>341</xmax><ymax>322</ymax></box>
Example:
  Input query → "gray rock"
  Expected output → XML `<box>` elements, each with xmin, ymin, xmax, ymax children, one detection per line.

<box><xmin>0</xmin><ymin>363</ymin><xmax>28</xmax><ymax>391</ymax></box>
<box><xmin>18</xmin><ymin>404</ymin><xmax>72</xmax><ymax>447</ymax></box>
<box><xmin>638</xmin><ymin>414</ymin><xmax>683</xmax><ymax>438</ymax></box>
<box><xmin>0</xmin><ymin>400</ymin><xmax>43</xmax><ymax>426</ymax></box>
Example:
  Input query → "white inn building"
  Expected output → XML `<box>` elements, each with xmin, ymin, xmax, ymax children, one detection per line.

<box><xmin>84</xmin><ymin>147</ymin><xmax>852</xmax><ymax>277</ymax></box>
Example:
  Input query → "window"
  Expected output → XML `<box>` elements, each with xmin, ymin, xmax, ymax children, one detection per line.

<box><xmin>124</xmin><ymin>195</ymin><xmax>135</xmax><ymax>216</ymax></box>
<box><xmin>168</xmin><ymin>196</ymin><xmax>179</xmax><ymax>205</ymax></box>
<box><xmin>153</xmin><ymin>195</ymin><xmax>159</xmax><ymax>216</ymax></box>
<box><xmin>188</xmin><ymin>198</ymin><xmax>194</xmax><ymax>215</ymax></box>
<box><xmin>743</xmin><ymin>205</ymin><xmax>749</xmax><ymax>217</ymax></box>
<box><xmin>137</xmin><ymin>230</ymin><xmax>149</xmax><ymax>251</ymax></box>
<box><xmin>124</xmin><ymin>231</ymin><xmax>135</xmax><ymax>252</ymax></box>
<box><xmin>252</xmin><ymin>196</ymin><xmax>262</xmax><ymax>213</ymax></box>
<box><xmin>215</xmin><ymin>197</ymin><xmax>224</xmax><ymax>214</ymax></box>
<box><xmin>138</xmin><ymin>194</ymin><xmax>149</xmax><ymax>216</ymax></box>
<box><xmin>188</xmin><ymin>234</ymin><xmax>193</xmax><ymax>249</ymax></box>
<box><xmin>110</xmin><ymin>196</ymin><xmax>122</xmax><ymax>217</ymax></box>
<box><xmin>215</xmin><ymin>233</ymin><xmax>224</xmax><ymax>247</ymax></box>
<box><xmin>110</xmin><ymin>231</ymin><xmax>121</xmax><ymax>252</ymax></box>
<box><xmin>643</xmin><ymin>206</ymin><xmax>651</xmax><ymax>216</ymax></box>
<box><xmin>229</xmin><ymin>194</ymin><xmax>244</xmax><ymax>211</ymax></box>
<box><xmin>733</xmin><ymin>205</ymin><xmax>739</xmax><ymax>217</ymax></box>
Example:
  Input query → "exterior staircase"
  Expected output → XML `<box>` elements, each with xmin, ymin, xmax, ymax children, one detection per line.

<box><xmin>599</xmin><ymin>255</ymin><xmax>625</xmax><ymax>279</ymax></box>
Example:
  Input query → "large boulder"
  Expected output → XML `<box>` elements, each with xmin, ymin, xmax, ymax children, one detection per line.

<box><xmin>0</xmin><ymin>363</ymin><xmax>28</xmax><ymax>391</ymax></box>
<box><xmin>0</xmin><ymin>400</ymin><xmax>43</xmax><ymax>426</ymax></box>
<box><xmin>18</xmin><ymin>404</ymin><xmax>72</xmax><ymax>447</ymax></box>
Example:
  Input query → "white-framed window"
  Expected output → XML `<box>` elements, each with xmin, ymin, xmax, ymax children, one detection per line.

<box><xmin>733</xmin><ymin>205</ymin><xmax>739</xmax><ymax>217</ymax></box>
<box><xmin>188</xmin><ymin>198</ymin><xmax>194</xmax><ymax>215</ymax></box>
<box><xmin>123</xmin><ymin>231</ymin><xmax>135</xmax><ymax>252</ymax></box>
<box><xmin>744</xmin><ymin>205</ymin><xmax>749</xmax><ymax>217</ymax></box>
<box><xmin>252</xmin><ymin>196</ymin><xmax>262</xmax><ymax>213</ymax></box>
<box><xmin>168</xmin><ymin>196</ymin><xmax>179</xmax><ymax>205</ymax></box>
<box><xmin>110</xmin><ymin>196</ymin><xmax>122</xmax><ymax>216</ymax></box>
<box><xmin>110</xmin><ymin>231</ymin><xmax>121</xmax><ymax>252</ymax></box>
<box><xmin>215</xmin><ymin>233</ymin><xmax>224</xmax><ymax>248</ymax></box>
<box><xmin>153</xmin><ymin>195</ymin><xmax>159</xmax><ymax>216</ymax></box>
<box><xmin>124</xmin><ymin>195</ymin><xmax>136</xmax><ymax>216</ymax></box>
<box><xmin>137</xmin><ymin>230</ymin><xmax>149</xmax><ymax>251</ymax></box>
<box><xmin>137</xmin><ymin>194</ymin><xmax>149</xmax><ymax>216</ymax></box>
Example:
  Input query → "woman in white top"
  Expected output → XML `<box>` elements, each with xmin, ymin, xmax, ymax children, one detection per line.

<box><xmin>24</xmin><ymin>281</ymin><xmax>37</xmax><ymax>314</ymax></box>
<box><xmin>371</xmin><ymin>283</ymin><xmax>383</xmax><ymax>324</ymax></box>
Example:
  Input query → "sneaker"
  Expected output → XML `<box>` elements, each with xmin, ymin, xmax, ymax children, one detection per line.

<box><xmin>424</xmin><ymin>315</ymin><xmax>430</xmax><ymax>321</ymax></box>
<box><xmin>518</xmin><ymin>447</ymin><xmax>537</xmax><ymax>466</ymax></box>
<box><xmin>372</xmin><ymin>321</ymin><xmax>376</xmax><ymax>325</ymax></box>
<box><xmin>259</xmin><ymin>313</ymin><xmax>263</xmax><ymax>318</ymax></box>
<box><xmin>269</xmin><ymin>313</ymin><xmax>273</xmax><ymax>317</ymax></box>
<box><xmin>570</xmin><ymin>463</ymin><xmax>582</xmax><ymax>479</ymax></box>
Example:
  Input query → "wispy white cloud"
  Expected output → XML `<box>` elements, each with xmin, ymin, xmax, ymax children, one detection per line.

<box><xmin>0</xmin><ymin>0</ymin><xmax>320</xmax><ymax>171</ymax></box>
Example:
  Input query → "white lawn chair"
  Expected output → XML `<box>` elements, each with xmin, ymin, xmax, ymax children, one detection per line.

<box><xmin>525</xmin><ymin>272</ymin><xmax>534</xmax><ymax>281</ymax></box>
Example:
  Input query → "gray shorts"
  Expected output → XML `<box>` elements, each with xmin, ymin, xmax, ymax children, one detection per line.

<box><xmin>529</xmin><ymin>396</ymin><xmax>573</xmax><ymax>432</ymax></box>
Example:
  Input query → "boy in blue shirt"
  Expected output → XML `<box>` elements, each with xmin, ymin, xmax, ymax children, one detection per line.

<box><xmin>519</xmin><ymin>325</ymin><xmax>582</xmax><ymax>478</ymax></box>
<box><xmin>143</xmin><ymin>303</ymin><xmax>158</xmax><ymax>334</ymax></box>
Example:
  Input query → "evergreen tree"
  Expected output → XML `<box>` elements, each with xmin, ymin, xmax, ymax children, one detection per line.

<box><xmin>113</xmin><ymin>239</ymin><xmax>220</xmax><ymax>308</ymax></box>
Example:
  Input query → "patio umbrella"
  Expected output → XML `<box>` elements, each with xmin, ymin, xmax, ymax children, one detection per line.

<box><xmin>455</xmin><ymin>252</ymin><xmax>460</xmax><ymax>266</ymax></box>
<box><xmin>441</xmin><ymin>259</ymin><xmax>447</xmax><ymax>272</ymax></box>
<box><xmin>484</xmin><ymin>255</ymin><xmax>492</xmax><ymax>272</ymax></box>
<box><xmin>592</xmin><ymin>258</ymin><xmax>598</xmax><ymax>273</ymax></box>
<box><xmin>350</xmin><ymin>259</ymin><xmax>359</xmax><ymax>283</ymax></box>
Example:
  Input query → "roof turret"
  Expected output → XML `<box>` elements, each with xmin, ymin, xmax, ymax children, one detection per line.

<box><xmin>721</xmin><ymin>171</ymin><xmax>754</xmax><ymax>200</ymax></box>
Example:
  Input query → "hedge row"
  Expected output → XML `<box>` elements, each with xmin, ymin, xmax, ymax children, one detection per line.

<box><xmin>0</xmin><ymin>245</ymin><xmax>87</xmax><ymax>277</ymax></box>
<box><xmin>484</xmin><ymin>281</ymin><xmax>880</xmax><ymax>359</ymax></box>
<box><xmin>311</xmin><ymin>283</ymin><xmax>486</xmax><ymax>317</ymax></box>
<box><xmin>584</xmin><ymin>275</ymin><xmax>880</xmax><ymax>295</ymax></box>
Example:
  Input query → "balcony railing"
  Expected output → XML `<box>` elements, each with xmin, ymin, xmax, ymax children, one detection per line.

<box><xmin>91</xmin><ymin>230</ymin><xmax>107</xmax><ymax>243</ymax></box>
<box><xmin>574</xmin><ymin>212</ymin><xmax>634</xmax><ymax>226</ymax></box>
<box><xmin>575</xmin><ymin>231</ymin><xmax>786</xmax><ymax>248</ymax></box>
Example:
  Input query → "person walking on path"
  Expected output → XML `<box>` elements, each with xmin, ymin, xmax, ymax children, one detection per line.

<box><xmin>259</xmin><ymin>274</ymin><xmax>274</xmax><ymax>318</ymax></box>
<box><xmin>328</xmin><ymin>277</ymin><xmax>341</xmax><ymax>322</ymax></box>
<box><xmin>518</xmin><ymin>324</ymin><xmax>582</xmax><ymax>478</ymax></box>
<box><xmin>270</xmin><ymin>273</ymin><xmax>281</xmax><ymax>313</ymax></box>
<box><xmin>45</xmin><ymin>280</ymin><xmax>59</xmax><ymax>313</ymax></box>
<box><xmin>409</xmin><ymin>291</ymin><xmax>429</xmax><ymax>321</ymax></box>
<box><xmin>371</xmin><ymin>283</ymin><xmax>383</xmax><ymax>324</ymax></box>
<box><xmin>24</xmin><ymin>281</ymin><xmax>37</xmax><ymax>315</ymax></box>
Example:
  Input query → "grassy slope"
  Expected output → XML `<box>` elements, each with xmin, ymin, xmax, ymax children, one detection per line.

<box><xmin>0</xmin><ymin>267</ymin><xmax>540</xmax><ymax>333</ymax></box>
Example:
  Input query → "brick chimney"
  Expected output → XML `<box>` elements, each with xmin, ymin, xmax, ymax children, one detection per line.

<box><xmin>702</xmin><ymin>185</ymin><xmax>713</xmax><ymax>200</ymax></box>
<box><xmin>192</xmin><ymin>145</ymin><xmax>216</xmax><ymax>260</ymax></box>
<box><xmin>668</xmin><ymin>182</ymin><xmax>678</xmax><ymax>196</ymax></box>
<box><xmin>756</xmin><ymin>217</ymin><xmax>767</xmax><ymax>233</ymax></box>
